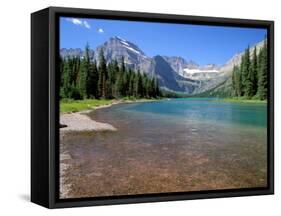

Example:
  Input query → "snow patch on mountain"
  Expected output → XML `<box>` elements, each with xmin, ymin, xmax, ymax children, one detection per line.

<box><xmin>183</xmin><ymin>68</ymin><xmax>219</xmax><ymax>74</ymax></box>
<box><xmin>122</xmin><ymin>44</ymin><xmax>141</xmax><ymax>54</ymax></box>
<box><xmin>182</xmin><ymin>67</ymin><xmax>220</xmax><ymax>81</ymax></box>
<box><xmin>120</xmin><ymin>40</ymin><xmax>130</xmax><ymax>46</ymax></box>
<box><xmin>60</xmin><ymin>36</ymin><xmax>265</xmax><ymax>95</ymax></box>
<box><xmin>116</xmin><ymin>36</ymin><xmax>127</xmax><ymax>41</ymax></box>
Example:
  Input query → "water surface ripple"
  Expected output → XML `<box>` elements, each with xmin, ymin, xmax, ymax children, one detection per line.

<box><xmin>60</xmin><ymin>98</ymin><xmax>267</xmax><ymax>198</ymax></box>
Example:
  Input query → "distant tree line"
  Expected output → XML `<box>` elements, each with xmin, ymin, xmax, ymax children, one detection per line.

<box><xmin>60</xmin><ymin>44</ymin><xmax>161</xmax><ymax>100</ymax></box>
<box><xmin>231</xmin><ymin>40</ymin><xmax>268</xmax><ymax>100</ymax></box>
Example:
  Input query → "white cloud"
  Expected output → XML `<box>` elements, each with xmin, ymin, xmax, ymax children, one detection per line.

<box><xmin>97</xmin><ymin>28</ymin><xmax>104</xmax><ymax>33</ymax></box>
<box><xmin>83</xmin><ymin>21</ymin><xmax>91</xmax><ymax>29</ymax></box>
<box><xmin>66</xmin><ymin>18</ymin><xmax>91</xmax><ymax>29</ymax></box>
<box><xmin>72</xmin><ymin>18</ymin><xmax>82</xmax><ymax>25</ymax></box>
<box><xmin>66</xmin><ymin>18</ymin><xmax>82</xmax><ymax>25</ymax></box>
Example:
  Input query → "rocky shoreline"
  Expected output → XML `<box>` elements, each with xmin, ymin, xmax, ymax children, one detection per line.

<box><xmin>60</xmin><ymin>112</ymin><xmax>117</xmax><ymax>132</ymax></box>
<box><xmin>59</xmin><ymin>103</ymin><xmax>120</xmax><ymax>198</ymax></box>
<box><xmin>59</xmin><ymin>99</ymin><xmax>159</xmax><ymax>133</ymax></box>
<box><xmin>59</xmin><ymin>103</ymin><xmax>119</xmax><ymax>198</ymax></box>
<box><xmin>60</xmin><ymin>100</ymin><xmax>162</xmax><ymax>198</ymax></box>
<box><xmin>59</xmin><ymin>101</ymin><xmax>124</xmax><ymax>133</ymax></box>
<box><xmin>59</xmin><ymin>99</ymin><xmax>159</xmax><ymax>198</ymax></box>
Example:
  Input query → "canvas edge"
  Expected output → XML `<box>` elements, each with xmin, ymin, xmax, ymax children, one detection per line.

<box><xmin>31</xmin><ymin>6</ymin><xmax>274</xmax><ymax>209</ymax></box>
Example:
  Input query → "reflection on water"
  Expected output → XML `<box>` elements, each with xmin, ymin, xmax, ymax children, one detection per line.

<box><xmin>60</xmin><ymin>99</ymin><xmax>267</xmax><ymax>198</ymax></box>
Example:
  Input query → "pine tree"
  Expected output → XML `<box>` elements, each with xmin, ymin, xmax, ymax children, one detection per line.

<box><xmin>97</xmin><ymin>49</ymin><xmax>107</xmax><ymax>98</ymax></box>
<box><xmin>122</xmin><ymin>69</ymin><xmax>129</xmax><ymax>96</ymax></box>
<box><xmin>115</xmin><ymin>57</ymin><xmax>126</xmax><ymax>97</ymax></box>
<box><xmin>126</xmin><ymin>69</ymin><xmax>133</xmax><ymax>97</ymax></box>
<box><xmin>247</xmin><ymin>46</ymin><xmax>258</xmax><ymax>98</ymax></box>
<box><xmin>60</xmin><ymin>46</ymin><xmax>162</xmax><ymax>100</ymax></box>
<box><xmin>233</xmin><ymin>65</ymin><xmax>242</xmax><ymax>97</ymax></box>
<box><xmin>82</xmin><ymin>44</ymin><xmax>98</xmax><ymax>99</ymax></box>
<box><xmin>59</xmin><ymin>57</ymin><xmax>64</xmax><ymax>89</ymax></box>
<box><xmin>257</xmin><ymin>41</ymin><xmax>268</xmax><ymax>100</ymax></box>
<box><xmin>72</xmin><ymin>57</ymin><xmax>80</xmax><ymax>86</ymax></box>
<box><xmin>247</xmin><ymin>64</ymin><xmax>255</xmax><ymax>98</ymax></box>
<box><xmin>60</xmin><ymin>57</ymin><xmax>82</xmax><ymax>99</ymax></box>
<box><xmin>107</xmin><ymin>62</ymin><xmax>114</xmax><ymax>98</ymax></box>
<box><xmin>61</xmin><ymin>59</ymin><xmax>72</xmax><ymax>98</ymax></box>
<box><xmin>241</xmin><ymin>47</ymin><xmax>251</xmax><ymax>97</ymax></box>
<box><xmin>115</xmin><ymin>72</ymin><xmax>123</xmax><ymax>98</ymax></box>
<box><xmin>137</xmin><ymin>70</ymin><xmax>143</xmax><ymax>98</ymax></box>
<box><xmin>133</xmin><ymin>71</ymin><xmax>139</xmax><ymax>97</ymax></box>
<box><xmin>78</xmin><ymin>44</ymin><xmax>91</xmax><ymax>99</ymax></box>
<box><xmin>87</xmin><ymin>60</ymin><xmax>98</xmax><ymax>98</ymax></box>
<box><xmin>151</xmin><ymin>77</ymin><xmax>156</xmax><ymax>98</ymax></box>
<box><xmin>142</xmin><ymin>74</ymin><xmax>149</xmax><ymax>98</ymax></box>
<box><xmin>112</xmin><ymin>60</ymin><xmax>119</xmax><ymax>98</ymax></box>
<box><xmin>78</xmin><ymin>59</ymin><xmax>88</xmax><ymax>98</ymax></box>
<box><xmin>121</xmin><ymin>56</ymin><xmax>125</xmax><ymax>74</ymax></box>
<box><xmin>240</xmin><ymin>55</ymin><xmax>245</xmax><ymax>95</ymax></box>
<box><xmin>231</xmin><ymin>67</ymin><xmax>236</xmax><ymax>96</ymax></box>
<box><xmin>155</xmin><ymin>78</ymin><xmax>161</xmax><ymax>97</ymax></box>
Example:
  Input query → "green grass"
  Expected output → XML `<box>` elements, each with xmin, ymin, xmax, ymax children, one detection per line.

<box><xmin>60</xmin><ymin>97</ymin><xmax>160</xmax><ymax>113</ymax></box>
<box><xmin>60</xmin><ymin>99</ymin><xmax>116</xmax><ymax>113</ymax></box>
<box><xmin>217</xmin><ymin>97</ymin><xmax>267</xmax><ymax>104</ymax></box>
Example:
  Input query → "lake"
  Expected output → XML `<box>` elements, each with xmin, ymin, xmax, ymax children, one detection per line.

<box><xmin>60</xmin><ymin>98</ymin><xmax>267</xmax><ymax>198</ymax></box>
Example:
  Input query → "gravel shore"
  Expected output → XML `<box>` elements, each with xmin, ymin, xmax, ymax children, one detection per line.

<box><xmin>60</xmin><ymin>111</ymin><xmax>117</xmax><ymax>132</ymax></box>
<box><xmin>59</xmin><ymin>106</ymin><xmax>117</xmax><ymax>198</ymax></box>
<box><xmin>59</xmin><ymin>99</ymin><xmax>158</xmax><ymax>132</ymax></box>
<box><xmin>59</xmin><ymin>99</ymin><xmax>159</xmax><ymax>198</ymax></box>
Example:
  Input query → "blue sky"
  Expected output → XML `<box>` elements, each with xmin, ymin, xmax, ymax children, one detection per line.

<box><xmin>60</xmin><ymin>17</ymin><xmax>267</xmax><ymax>65</ymax></box>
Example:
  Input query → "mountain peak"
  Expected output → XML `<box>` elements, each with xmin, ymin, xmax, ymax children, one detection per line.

<box><xmin>200</xmin><ymin>64</ymin><xmax>220</xmax><ymax>70</ymax></box>
<box><xmin>186</xmin><ymin>60</ymin><xmax>199</xmax><ymax>69</ymax></box>
<box><xmin>104</xmin><ymin>36</ymin><xmax>146</xmax><ymax>57</ymax></box>
<box><xmin>109</xmin><ymin>36</ymin><xmax>126</xmax><ymax>42</ymax></box>
<box><xmin>60</xmin><ymin>37</ymin><xmax>266</xmax><ymax>95</ymax></box>
<box><xmin>115</xmin><ymin>36</ymin><xmax>127</xmax><ymax>41</ymax></box>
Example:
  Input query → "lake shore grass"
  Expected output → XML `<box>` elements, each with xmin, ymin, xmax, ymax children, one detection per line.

<box><xmin>216</xmin><ymin>97</ymin><xmax>267</xmax><ymax>104</ymax></box>
<box><xmin>60</xmin><ymin>97</ymin><xmax>160</xmax><ymax>114</ymax></box>
<box><xmin>60</xmin><ymin>97</ymin><xmax>161</xmax><ymax>133</ymax></box>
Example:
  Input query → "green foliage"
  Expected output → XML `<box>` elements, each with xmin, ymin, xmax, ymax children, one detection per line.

<box><xmin>232</xmin><ymin>65</ymin><xmax>242</xmax><ymax>97</ymax></box>
<box><xmin>219</xmin><ymin>97</ymin><xmax>267</xmax><ymax>104</ymax></box>
<box><xmin>257</xmin><ymin>41</ymin><xmax>268</xmax><ymax>100</ymax></box>
<box><xmin>250</xmin><ymin>47</ymin><xmax>258</xmax><ymax>96</ymax></box>
<box><xmin>78</xmin><ymin>59</ymin><xmax>88</xmax><ymax>98</ymax></box>
<box><xmin>97</xmin><ymin>49</ymin><xmax>108</xmax><ymax>98</ymax></box>
<box><xmin>60</xmin><ymin>99</ymin><xmax>116</xmax><ymax>113</ymax></box>
<box><xmin>231</xmin><ymin>41</ymin><xmax>267</xmax><ymax>100</ymax></box>
<box><xmin>60</xmin><ymin>44</ymin><xmax>162</xmax><ymax>101</ymax></box>
<box><xmin>241</xmin><ymin>47</ymin><xmax>251</xmax><ymax>97</ymax></box>
<box><xmin>87</xmin><ymin>60</ymin><xmax>98</xmax><ymax>98</ymax></box>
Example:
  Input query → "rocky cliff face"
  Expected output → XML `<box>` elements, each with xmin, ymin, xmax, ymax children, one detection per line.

<box><xmin>60</xmin><ymin>37</ymin><xmax>265</xmax><ymax>95</ymax></box>
<box><xmin>60</xmin><ymin>48</ymin><xmax>95</xmax><ymax>60</ymax></box>
<box><xmin>95</xmin><ymin>36</ymin><xmax>155</xmax><ymax>76</ymax></box>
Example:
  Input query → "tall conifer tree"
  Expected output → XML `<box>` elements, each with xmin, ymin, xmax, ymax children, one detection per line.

<box><xmin>97</xmin><ymin>49</ymin><xmax>107</xmax><ymax>98</ymax></box>
<box><xmin>257</xmin><ymin>41</ymin><xmax>268</xmax><ymax>100</ymax></box>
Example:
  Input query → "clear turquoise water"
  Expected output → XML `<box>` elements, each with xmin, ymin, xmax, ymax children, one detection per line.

<box><xmin>124</xmin><ymin>98</ymin><xmax>267</xmax><ymax>128</ymax></box>
<box><xmin>62</xmin><ymin>98</ymin><xmax>268</xmax><ymax>198</ymax></box>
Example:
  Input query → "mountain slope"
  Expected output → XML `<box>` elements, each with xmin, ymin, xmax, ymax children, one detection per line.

<box><xmin>95</xmin><ymin>36</ymin><xmax>155</xmax><ymax>76</ymax></box>
<box><xmin>201</xmin><ymin>39</ymin><xmax>266</xmax><ymax>97</ymax></box>
<box><xmin>153</xmin><ymin>55</ymin><xmax>184</xmax><ymax>92</ymax></box>
<box><xmin>60</xmin><ymin>37</ymin><xmax>265</xmax><ymax>95</ymax></box>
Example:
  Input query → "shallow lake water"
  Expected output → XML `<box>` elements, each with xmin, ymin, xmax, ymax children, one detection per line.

<box><xmin>60</xmin><ymin>98</ymin><xmax>267</xmax><ymax>198</ymax></box>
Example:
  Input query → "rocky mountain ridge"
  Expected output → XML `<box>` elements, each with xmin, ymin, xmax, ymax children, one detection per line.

<box><xmin>60</xmin><ymin>36</ymin><xmax>265</xmax><ymax>95</ymax></box>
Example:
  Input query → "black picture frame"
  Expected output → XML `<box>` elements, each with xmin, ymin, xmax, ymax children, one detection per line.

<box><xmin>31</xmin><ymin>6</ymin><xmax>274</xmax><ymax>209</ymax></box>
